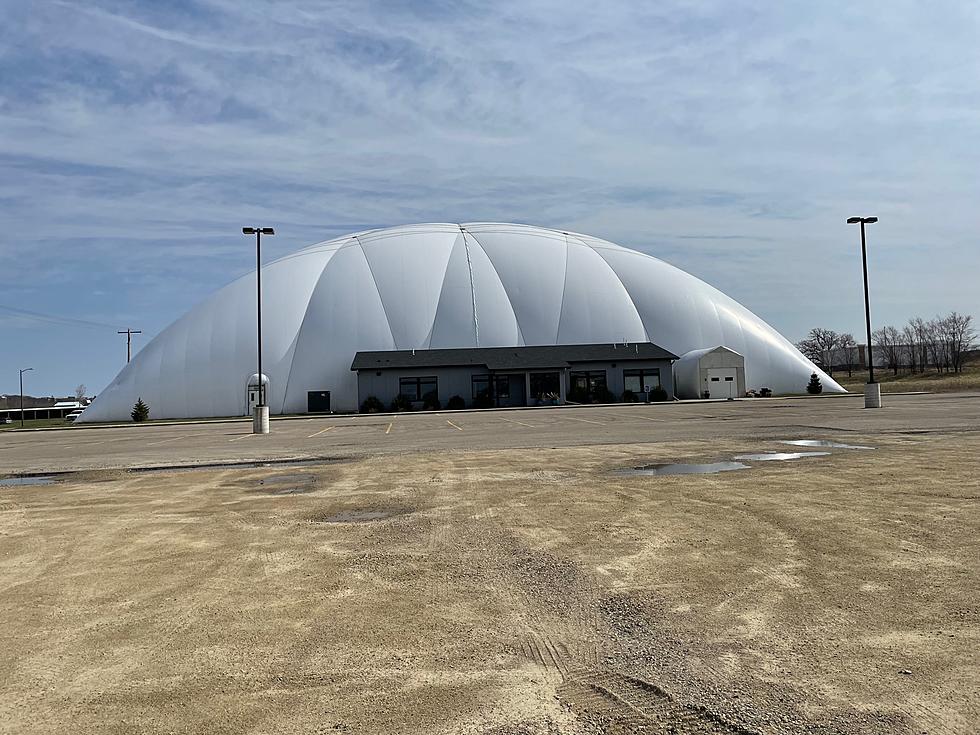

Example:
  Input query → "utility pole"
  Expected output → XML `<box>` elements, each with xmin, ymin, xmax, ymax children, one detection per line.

<box><xmin>19</xmin><ymin>367</ymin><xmax>33</xmax><ymax>429</ymax></box>
<box><xmin>117</xmin><ymin>329</ymin><xmax>142</xmax><ymax>363</ymax></box>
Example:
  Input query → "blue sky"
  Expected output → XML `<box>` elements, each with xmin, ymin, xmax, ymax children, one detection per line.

<box><xmin>2</xmin><ymin>0</ymin><xmax>978</xmax><ymax>396</ymax></box>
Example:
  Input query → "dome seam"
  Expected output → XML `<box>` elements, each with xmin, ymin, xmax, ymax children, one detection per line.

<box><xmin>458</xmin><ymin>226</ymin><xmax>480</xmax><ymax>346</ymax></box>
<box><xmin>463</xmin><ymin>230</ymin><xmax>527</xmax><ymax>346</ymax></box>
<box><xmin>353</xmin><ymin>234</ymin><xmax>399</xmax><ymax>348</ymax></box>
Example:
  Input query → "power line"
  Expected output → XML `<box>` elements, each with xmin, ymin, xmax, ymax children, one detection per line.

<box><xmin>0</xmin><ymin>304</ymin><xmax>123</xmax><ymax>331</ymax></box>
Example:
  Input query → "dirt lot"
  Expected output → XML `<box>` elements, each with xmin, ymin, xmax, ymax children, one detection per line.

<box><xmin>1</xmin><ymin>431</ymin><xmax>978</xmax><ymax>734</ymax></box>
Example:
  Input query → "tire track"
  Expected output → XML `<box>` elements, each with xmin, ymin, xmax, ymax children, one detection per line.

<box><xmin>559</xmin><ymin>670</ymin><xmax>758</xmax><ymax>734</ymax></box>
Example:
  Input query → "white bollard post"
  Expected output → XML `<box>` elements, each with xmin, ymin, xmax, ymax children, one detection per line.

<box><xmin>864</xmin><ymin>382</ymin><xmax>882</xmax><ymax>409</ymax></box>
<box><xmin>253</xmin><ymin>405</ymin><xmax>270</xmax><ymax>433</ymax></box>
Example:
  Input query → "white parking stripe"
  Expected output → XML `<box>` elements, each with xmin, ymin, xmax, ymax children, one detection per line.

<box><xmin>146</xmin><ymin>435</ymin><xmax>195</xmax><ymax>446</ymax></box>
<box><xmin>564</xmin><ymin>416</ymin><xmax>604</xmax><ymax>426</ymax></box>
<box><xmin>500</xmin><ymin>417</ymin><xmax>536</xmax><ymax>428</ymax></box>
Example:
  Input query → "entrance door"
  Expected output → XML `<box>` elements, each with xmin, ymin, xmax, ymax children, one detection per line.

<box><xmin>307</xmin><ymin>391</ymin><xmax>331</xmax><ymax>413</ymax></box>
<box><xmin>246</xmin><ymin>385</ymin><xmax>266</xmax><ymax>413</ymax></box>
<box><xmin>705</xmin><ymin>369</ymin><xmax>737</xmax><ymax>398</ymax></box>
<box><xmin>496</xmin><ymin>375</ymin><xmax>526</xmax><ymax>408</ymax></box>
<box><xmin>530</xmin><ymin>372</ymin><xmax>560</xmax><ymax>405</ymax></box>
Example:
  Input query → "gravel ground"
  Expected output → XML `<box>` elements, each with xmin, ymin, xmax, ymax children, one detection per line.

<box><xmin>0</xmin><ymin>432</ymin><xmax>977</xmax><ymax>734</ymax></box>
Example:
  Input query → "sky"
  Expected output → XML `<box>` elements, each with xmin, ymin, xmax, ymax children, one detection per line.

<box><xmin>2</xmin><ymin>0</ymin><xmax>978</xmax><ymax>396</ymax></box>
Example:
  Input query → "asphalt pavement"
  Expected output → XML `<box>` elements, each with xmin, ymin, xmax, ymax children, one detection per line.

<box><xmin>2</xmin><ymin>392</ymin><xmax>979</xmax><ymax>475</ymax></box>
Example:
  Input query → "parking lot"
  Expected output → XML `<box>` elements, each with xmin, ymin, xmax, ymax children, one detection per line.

<box><xmin>3</xmin><ymin>392</ymin><xmax>980</xmax><ymax>475</ymax></box>
<box><xmin>1</xmin><ymin>392</ymin><xmax>978</xmax><ymax>734</ymax></box>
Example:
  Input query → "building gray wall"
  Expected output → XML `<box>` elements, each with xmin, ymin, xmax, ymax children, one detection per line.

<box><xmin>568</xmin><ymin>359</ymin><xmax>672</xmax><ymax>400</ymax></box>
<box><xmin>355</xmin><ymin>359</ymin><xmax>674</xmax><ymax>411</ymax></box>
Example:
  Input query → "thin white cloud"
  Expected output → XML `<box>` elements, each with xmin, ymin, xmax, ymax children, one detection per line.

<box><xmin>1</xmin><ymin>0</ymin><xmax>978</xmax><ymax>393</ymax></box>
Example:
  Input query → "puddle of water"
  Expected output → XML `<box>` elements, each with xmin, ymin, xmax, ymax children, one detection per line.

<box><xmin>311</xmin><ymin>508</ymin><xmax>408</xmax><ymax>523</ymax></box>
<box><xmin>0</xmin><ymin>476</ymin><xmax>56</xmax><ymax>486</ymax></box>
<box><xmin>618</xmin><ymin>462</ymin><xmax>750</xmax><ymax>476</ymax></box>
<box><xmin>781</xmin><ymin>440</ymin><xmax>874</xmax><ymax>450</ymax></box>
<box><xmin>733</xmin><ymin>452</ymin><xmax>830</xmax><ymax>461</ymax></box>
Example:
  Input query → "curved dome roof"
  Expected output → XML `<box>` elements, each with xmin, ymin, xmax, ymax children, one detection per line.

<box><xmin>80</xmin><ymin>223</ymin><xmax>842</xmax><ymax>421</ymax></box>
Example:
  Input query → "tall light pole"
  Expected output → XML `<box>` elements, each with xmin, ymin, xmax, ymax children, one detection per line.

<box><xmin>243</xmin><ymin>227</ymin><xmax>275</xmax><ymax>434</ymax></box>
<box><xmin>846</xmin><ymin>216</ymin><xmax>880</xmax><ymax>408</ymax></box>
<box><xmin>19</xmin><ymin>367</ymin><xmax>33</xmax><ymax>429</ymax></box>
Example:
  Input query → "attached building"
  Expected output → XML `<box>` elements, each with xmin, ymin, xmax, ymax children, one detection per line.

<box><xmin>673</xmin><ymin>346</ymin><xmax>746</xmax><ymax>400</ymax></box>
<box><xmin>352</xmin><ymin>342</ymin><xmax>678</xmax><ymax>409</ymax></box>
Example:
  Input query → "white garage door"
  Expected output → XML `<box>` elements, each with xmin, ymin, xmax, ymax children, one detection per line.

<box><xmin>705</xmin><ymin>368</ymin><xmax>737</xmax><ymax>398</ymax></box>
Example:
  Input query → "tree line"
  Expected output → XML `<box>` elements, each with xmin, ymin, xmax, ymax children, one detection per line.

<box><xmin>797</xmin><ymin>312</ymin><xmax>976</xmax><ymax>377</ymax></box>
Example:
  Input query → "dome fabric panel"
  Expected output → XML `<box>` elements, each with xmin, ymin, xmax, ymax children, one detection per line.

<box><xmin>357</xmin><ymin>228</ymin><xmax>459</xmax><ymax>349</ymax></box>
<box><xmin>79</xmin><ymin>223</ymin><xmax>843</xmax><ymax>422</ymax></box>
<box><xmin>281</xmin><ymin>242</ymin><xmax>397</xmax><ymax>414</ymax></box>
<box><xmin>557</xmin><ymin>238</ymin><xmax>647</xmax><ymax>345</ymax></box>
<box><xmin>427</xmin><ymin>234</ymin><xmax>477</xmax><ymax>348</ymax></box>
<box><xmin>462</xmin><ymin>232</ymin><xmax>523</xmax><ymax>347</ymax></box>
<box><xmin>466</xmin><ymin>227</ymin><xmax>569</xmax><ymax>345</ymax></box>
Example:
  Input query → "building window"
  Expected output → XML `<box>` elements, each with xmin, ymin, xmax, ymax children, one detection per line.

<box><xmin>472</xmin><ymin>374</ymin><xmax>509</xmax><ymax>400</ymax></box>
<box><xmin>569</xmin><ymin>370</ymin><xmax>607</xmax><ymax>402</ymax></box>
<box><xmin>399</xmin><ymin>376</ymin><xmax>437</xmax><ymax>401</ymax></box>
<box><xmin>529</xmin><ymin>372</ymin><xmax>560</xmax><ymax>403</ymax></box>
<box><xmin>623</xmin><ymin>368</ymin><xmax>661</xmax><ymax>394</ymax></box>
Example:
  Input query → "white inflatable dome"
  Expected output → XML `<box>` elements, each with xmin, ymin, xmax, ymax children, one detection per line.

<box><xmin>80</xmin><ymin>223</ymin><xmax>842</xmax><ymax>421</ymax></box>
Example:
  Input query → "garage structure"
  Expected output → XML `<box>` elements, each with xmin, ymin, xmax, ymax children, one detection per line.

<box><xmin>352</xmin><ymin>342</ymin><xmax>677</xmax><ymax>410</ymax></box>
<box><xmin>673</xmin><ymin>346</ymin><xmax>746</xmax><ymax>399</ymax></box>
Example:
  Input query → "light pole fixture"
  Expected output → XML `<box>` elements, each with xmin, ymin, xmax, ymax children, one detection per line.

<box><xmin>19</xmin><ymin>367</ymin><xmax>33</xmax><ymax>429</ymax></box>
<box><xmin>846</xmin><ymin>216</ymin><xmax>880</xmax><ymax>408</ymax></box>
<box><xmin>243</xmin><ymin>227</ymin><xmax>275</xmax><ymax>434</ymax></box>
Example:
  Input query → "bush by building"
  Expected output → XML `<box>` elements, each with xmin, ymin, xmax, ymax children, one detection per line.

<box><xmin>360</xmin><ymin>396</ymin><xmax>384</xmax><ymax>413</ymax></box>
<box><xmin>422</xmin><ymin>390</ymin><xmax>441</xmax><ymax>411</ymax></box>
<box><xmin>390</xmin><ymin>394</ymin><xmax>413</xmax><ymax>412</ymax></box>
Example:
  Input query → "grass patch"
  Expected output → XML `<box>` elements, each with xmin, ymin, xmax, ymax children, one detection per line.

<box><xmin>0</xmin><ymin>418</ymin><xmax>73</xmax><ymax>431</ymax></box>
<box><xmin>835</xmin><ymin>364</ymin><xmax>980</xmax><ymax>393</ymax></box>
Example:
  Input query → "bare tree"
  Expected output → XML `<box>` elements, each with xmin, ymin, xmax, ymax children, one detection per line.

<box><xmin>836</xmin><ymin>333</ymin><xmax>857</xmax><ymax>377</ymax></box>
<box><xmin>901</xmin><ymin>322</ymin><xmax>918</xmax><ymax>373</ymax></box>
<box><xmin>942</xmin><ymin>312</ymin><xmax>975</xmax><ymax>373</ymax></box>
<box><xmin>75</xmin><ymin>384</ymin><xmax>87</xmax><ymax>403</ymax></box>
<box><xmin>801</xmin><ymin>314</ymin><xmax>974</xmax><ymax>377</ymax></box>
<box><xmin>797</xmin><ymin>328</ymin><xmax>840</xmax><ymax>375</ymax></box>
<box><xmin>909</xmin><ymin>317</ymin><xmax>932</xmax><ymax>373</ymax></box>
<box><xmin>873</xmin><ymin>326</ymin><xmax>902</xmax><ymax>375</ymax></box>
